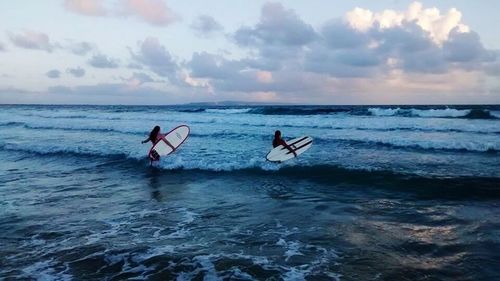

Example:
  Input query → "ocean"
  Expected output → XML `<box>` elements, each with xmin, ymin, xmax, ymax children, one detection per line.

<box><xmin>1</xmin><ymin>104</ymin><xmax>499</xmax><ymax>280</ymax></box>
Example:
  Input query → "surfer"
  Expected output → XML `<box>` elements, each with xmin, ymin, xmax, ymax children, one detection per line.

<box><xmin>142</xmin><ymin>126</ymin><xmax>164</xmax><ymax>162</ymax></box>
<box><xmin>142</xmin><ymin>126</ymin><xmax>163</xmax><ymax>144</ymax></box>
<box><xmin>273</xmin><ymin>130</ymin><xmax>297</xmax><ymax>157</ymax></box>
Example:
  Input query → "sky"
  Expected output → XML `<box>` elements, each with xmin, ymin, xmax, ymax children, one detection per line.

<box><xmin>0</xmin><ymin>0</ymin><xmax>499</xmax><ymax>105</ymax></box>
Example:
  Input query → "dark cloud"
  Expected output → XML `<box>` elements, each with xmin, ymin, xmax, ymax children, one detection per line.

<box><xmin>123</xmin><ymin>72</ymin><xmax>156</xmax><ymax>85</ymax></box>
<box><xmin>66</xmin><ymin>67</ymin><xmax>86</xmax><ymax>77</ymax></box>
<box><xmin>68</xmin><ymin>41</ymin><xmax>94</xmax><ymax>56</ymax></box>
<box><xmin>321</xmin><ymin>20</ymin><xmax>369</xmax><ymax>49</ymax></box>
<box><xmin>9</xmin><ymin>31</ymin><xmax>54</xmax><ymax>52</ymax></box>
<box><xmin>485</xmin><ymin>62</ymin><xmax>500</xmax><ymax>76</ymax></box>
<box><xmin>88</xmin><ymin>54</ymin><xmax>119</xmax><ymax>68</ymax></box>
<box><xmin>444</xmin><ymin>29</ymin><xmax>495</xmax><ymax>63</ymax></box>
<box><xmin>189</xmin><ymin>52</ymin><xmax>244</xmax><ymax>79</ymax></box>
<box><xmin>188</xmin><ymin>52</ymin><xmax>320</xmax><ymax>94</ymax></box>
<box><xmin>190</xmin><ymin>15</ymin><xmax>223</xmax><ymax>37</ymax></box>
<box><xmin>132</xmin><ymin>72</ymin><xmax>154</xmax><ymax>82</ymax></box>
<box><xmin>131</xmin><ymin>37</ymin><xmax>178</xmax><ymax>80</ymax></box>
<box><xmin>127</xmin><ymin>62</ymin><xmax>143</xmax><ymax>69</ymax></box>
<box><xmin>304</xmin><ymin>44</ymin><xmax>380</xmax><ymax>77</ymax></box>
<box><xmin>234</xmin><ymin>2</ymin><xmax>316</xmax><ymax>47</ymax></box>
<box><xmin>46</xmin><ymin>69</ymin><xmax>61</xmax><ymax>78</ymax></box>
<box><xmin>229</xmin><ymin>3</ymin><xmax>319</xmax><ymax>73</ymax></box>
<box><xmin>401</xmin><ymin>48</ymin><xmax>448</xmax><ymax>73</ymax></box>
<box><xmin>372</xmin><ymin>22</ymin><xmax>433</xmax><ymax>55</ymax></box>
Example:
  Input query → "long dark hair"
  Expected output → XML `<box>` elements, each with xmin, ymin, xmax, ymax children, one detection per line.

<box><xmin>149</xmin><ymin>126</ymin><xmax>160</xmax><ymax>142</ymax></box>
<box><xmin>274</xmin><ymin>130</ymin><xmax>281</xmax><ymax>139</ymax></box>
<box><xmin>273</xmin><ymin>130</ymin><xmax>281</xmax><ymax>147</ymax></box>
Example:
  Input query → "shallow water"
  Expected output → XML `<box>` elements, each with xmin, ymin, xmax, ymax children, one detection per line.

<box><xmin>1</xmin><ymin>105</ymin><xmax>499</xmax><ymax>280</ymax></box>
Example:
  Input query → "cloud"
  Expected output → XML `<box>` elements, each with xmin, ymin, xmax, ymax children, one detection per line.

<box><xmin>345</xmin><ymin>2</ymin><xmax>470</xmax><ymax>45</ymax></box>
<box><xmin>182</xmin><ymin>1</ymin><xmax>499</xmax><ymax>103</ymax></box>
<box><xmin>232</xmin><ymin>2</ymin><xmax>317</xmax><ymax>72</ymax></box>
<box><xmin>190</xmin><ymin>15</ymin><xmax>223</xmax><ymax>37</ymax></box>
<box><xmin>130</xmin><ymin>37</ymin><xmax>178</xmax><ymax>80</ymax></box>
<box><xmin>127</xmin><ymin>62</ymin><xmax>143</xmax><ymax>69</ymax></box>
<box><xmin>189</xmin><ymin>52</ymin><xmax>243</xmax><ymax>79</ymax></box>
<box><xmin>64</xmin><ymin>0</ymin><xmax>107</xmax><ymax>16</ymax></box>
<box><xmin>123</xmin><ymin>72</ymin><xmax>156</xmax><ymax>87</ymax></box>
<box><xmin>9</xmin><ymin>30</ymin><xmax>54</xmax><ymax>52</ymax></box>
<box><xmin>66</xmin><ymin>67</ymin><xmax>86</xmax><ymax>77</ymax></box>
<box><xmin>67</xmin><ymin>41</ymin><xmax>94</xmax><ymax>56</ymax></box>
<box><xmin>234</xmin><ymin>2</ymin><xmax>316</xmax><ymax>47</ymax></box>
<box><xmin>88</xmin><ymin>54</ymin><xmax>119</xmax><ymax>68</ymax></box>
<box><xmin>46</xmin><ymin>69</ymin><xmax>61</xmax><ymax>79</ymax></box>
<box><xmin>7</xmin><ymin>2</ymin><xmax>500</xmax><ymax>104</ymax></box>
<box><xmin>63</xmin><ymin>0</ymin><xmax>178</xmax><ymax>27</ymax></box>
<box><xmin>443</xmin><ymin>29</ymin><xmax>495</xmax><ymax>64</ymax></box>
<box><xmin>321</xmin><ymin>20</ymin><xmax>369</xmax><ymax>49</ymax></box>
<box><xmin>0</xmin><ymin>42</ymin><xmax>5</xmax><ymax>51</ymax></box>
<box><xmin>123</xmin><ymin>0</ymin><xmax>178</xmax><ymax>26</ymax></box>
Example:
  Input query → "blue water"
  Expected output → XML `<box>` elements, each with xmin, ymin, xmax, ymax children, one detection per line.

<box><xmin>1</xmin><ymin>104</ymin><xmax>499</xmax><ymax>280</ymax></box>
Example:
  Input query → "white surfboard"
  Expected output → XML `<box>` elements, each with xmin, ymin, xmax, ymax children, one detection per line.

<box><xmin>148</xmin><ymin>125</ymin><xmax>190</xmax><ymax>161</ymax></box>
<box><xmin>266</xmin><ymin>136</ymin><xmax>313</xmax><ymax>162</ymax></box>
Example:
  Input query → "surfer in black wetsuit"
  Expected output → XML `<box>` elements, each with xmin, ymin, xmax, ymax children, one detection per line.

<box><xmin>273</xmin><ymin>130</ymin><xmax>297</xmax><ymax>157</ymax></box>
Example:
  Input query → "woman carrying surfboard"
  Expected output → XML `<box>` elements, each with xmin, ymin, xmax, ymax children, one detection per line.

<box><xmin>142</xmin><ymin>125</ymin><xmax>191</xmax><ymax>163</ymax></box>
<box><xmin>142</xmin><ymin>126</ymin><xmax>163</xmax><ymax>144</ymax></box>
<box><xmin>272</xmin><ymin>130</ymin><xmax>297</xmax><ymax>157</ymax></box>
<box><xmin>142</xmin><ymin>126</ymin><xmax>165</xmax><ymax>161</ymax></box>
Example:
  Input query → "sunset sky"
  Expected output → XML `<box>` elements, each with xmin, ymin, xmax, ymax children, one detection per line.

<box><xmin>1</xmin><ymin>0</ymin><xmax>499</xmax><ymax>104</ymax></box>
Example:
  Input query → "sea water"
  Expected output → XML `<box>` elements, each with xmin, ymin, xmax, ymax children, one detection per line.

<box><xmin>1</xmin><ymin>104</ymin><xmax>499</xmax><ymax>280</ymax></box>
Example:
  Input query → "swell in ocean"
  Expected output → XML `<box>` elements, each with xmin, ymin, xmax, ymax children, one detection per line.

<box><xmin>2</xmin><ymin>145</ymin><xmax>499</xmax><ymax>195</ymax></box>
<box><xmin>175</xmin><ymin>106</ymin><xmax>500</xmax><ymax>119</ymax></box>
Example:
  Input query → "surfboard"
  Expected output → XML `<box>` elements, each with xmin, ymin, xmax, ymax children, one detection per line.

<box><xmin>148</xmin><ymin>125</ymin><xmax>190</xmax><ymax>161</ymax></box>
<box><xmin>266</xmin><ymin>136</ymin><xmax>313</xmax><ymax>162</ymax></box>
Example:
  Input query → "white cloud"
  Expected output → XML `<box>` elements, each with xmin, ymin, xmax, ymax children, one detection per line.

<box><xmin>64</xmin><ymin>0</ymin><xmax>107</xmax><ymax>16</ymax></box>
<box><xmin>63</xmin><ymin>0</ymin><xmax>178</xmax><ymax>27</ymax></box>
<box><xmin>122</xmin><ymin>0</ymin><xmax>178</xmax><ymax>26</ymax></box>
<box><xmin>346</xmin><ymin>1</ymin><xmax>470</xmax><ymax>45</ymax></box>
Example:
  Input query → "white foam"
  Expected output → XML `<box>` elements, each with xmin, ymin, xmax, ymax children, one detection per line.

<box><xmin>135</xmin><ymin>245</ymin><xmax>177</xmax><ymax>261</ymax></box>
<box><xmin>410</xmin><ymin>108</ymin><xmax>469</xmax><ymax>118</ymax></box>
<box><xmin>491</xmin><ymin>111</ymin><xmax>500</xmax><ymax>118</ymax></box>
<box><xmin>368</xmin><ymin>107</ymin><xmax>471</xmax><ymax>118</ymax></box>
<box><xmin>368</xmin><ymin>107</ymin><xmax>401</xmax><ymax>116</ymax></box>
<box><xmin>276</xmin><ymin>239</ymin><xmax>304</xmax><ymax>261</ymax></box>
<box><xmin>205</xmin><ymin>108</ymin><xmax>252</xmax><ymax>114</ymax></box>
<box><xmin>282</xmin><ymin>267</ymin><xmax>307</xmax><ymax>281</ymax></box>
<box><xmin>21</xmin><ymin>259</ymin><xmax>72</xmax><ymax>281</ymax></box>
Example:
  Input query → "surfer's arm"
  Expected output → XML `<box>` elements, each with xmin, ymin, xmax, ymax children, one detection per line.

<box><xmin>141</xmin><ymin>137</ymin><xmax>151</xmax><ymax>144</ymax></box>
<box><xmin>281</xmin><ymin>140</ymin><xmax>297</xmax><ymax>157</ymax></box>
